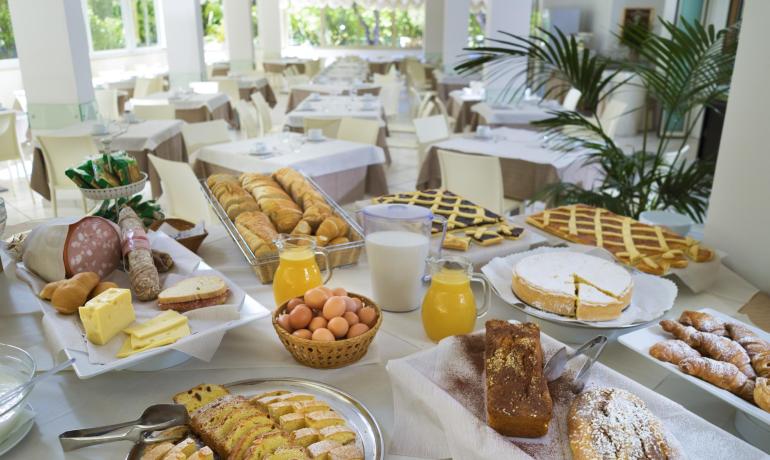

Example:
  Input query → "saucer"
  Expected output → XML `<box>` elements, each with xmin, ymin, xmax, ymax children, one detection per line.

<box><xmin>306</xmin><ymin>136</ymin><xmax>325</xmax><ymax>143</ymax></box>
<box><xmin>0</xmin><ymin>405</ymin><xmax>34</xmax><ymax>456</ymax></box>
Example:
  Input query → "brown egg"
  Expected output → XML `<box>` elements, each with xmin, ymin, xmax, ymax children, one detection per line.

<box><xmin>332</xmin><ymin>287</ymin><xmax>348</xmax><ymax>297</ymax></box>
<box><xmin>308</xmin><ymin>316</ymin><xmax>328</xmax><ymax>332</ymax></box>
<box><xmin>343</xmin><ymin>296</ymin><xmax>359</xmax><ymax>313</ymax></box>
<box><xmin>352</xmin><ymin>297</ymin><xmax>363</xmax><ymax>311</ymax></box>
<box><xmin>358</xmin><ymin>306</ymin><xmax>377</xmax><ymax>327</ymax></box>
<box><xmin>277</xmin><ymin>313</ymin><xmax>293</xmax><ymax>332</ymax></box>
<box><xmin>292</xmin><ymin>329</ymin><xmax>312</xmax><ymax>340</ymax></box>
<box><xmin>304</xmin><ymin>288</ymin><xmax>329</xmax><ymax>310</ymax></box>
<box><xmin>343</xmin><ymin>311</ymin><xmax>360</xmax><ymax>326</ymax></box>
<box><xmin>346</xmin><ymin>323</ymin><xmax>370</xmax><ymax>338</ymax></box>
<box><xmin>327</xmin><ymin>317</ymin><xmax>349</xmax><ymax>338</ymax></box>
<box><xmin>312</xmin><ymin>328</ymin><xmax>335</xmax><ymax>342</ymax></box>
<box><xmin>323</xmin><ymin>296</ymin><xmax>347</xmax><ymax>320</ymax></box>
<box><xmin>320</xmin><ymin>286</ymin><xmax>334</xmax><ymax>296</ymax></box>
<box><xmin>288</xmin><ymin>305</ymin><xmax>312</xmax><ymax>330</ymax></box>
<box><xmin>286</xmin><ymin>297</ymin><xmax>304</xmax><ymax>312</ymax></box>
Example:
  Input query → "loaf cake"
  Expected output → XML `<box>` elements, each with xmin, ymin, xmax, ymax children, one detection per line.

<box><xmin>485</xmin><ymin>320</ymin><xmax>552</xmax><ymax>437</ymax></box>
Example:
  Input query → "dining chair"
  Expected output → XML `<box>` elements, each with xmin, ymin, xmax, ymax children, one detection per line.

<box><xmin>217</xmin><ymin>79</ymin><xmax>241</xmax><ymax>104</ymax></box>
<box><xmin>234</xmin><ymin>100</ymin><xmax>263</xmax><ymax>139</ymax></box>
<box><xmin>437</xmin><ymin>149</ymin><xmax>521</xmax><ymax>216</ymax></box>
<box><xmin>431</xmin><ymin>97</ymin><xmax>456</xmax><ymax>132</ymax></box>
<box><xmin>189</xmin><ymin>81</ymin><xmax>219</xmax><ymax>94</ymax></box>
<box><xmin>0</xmin><ymin>112</ymin><xmax>28</xmax><ymax>181</ymax></box>
<box><xmin>250</xmin><ymin>92</ymin><xmax>280</xmax><ymax>134</ymax></box>
<box><xmin>405</xmin><ymin>59</ymin><xmax>430</xmax><ymax>92</ymax></box>
<box><xmin>133</xmin><ymin>104</ymin><xmax>176</xmax><ymax>121</ymax></box>
<box><xmin>379</xmin><ymin>83</ymin><xmax>401</xmax><ymax>119</ymax></box>
<box><xmin>414</xmin><ymin>115</ymin><xmax>451</xmax><ymax>166</ymax></box>
<box><xmin>562</xmin><ymin>88</ymin><xmax>582</xmax><ymax>111</ymax></box>
<box><xmin>596</xmin><ymin>100</ymin><xmax>629</xmax><ymax>140</ymax></box>
<box><xmin>147</xmin><ymin>154</ymin><xmax>212</xmax><ymax>225</ymax></box>
<box><xmin>373</xmin><ymin>73</ymin><xmax>397</xmax><ymax>85</ymax></box>
<box><xmin>181</xmin><ymin>119</ymin><xmax>231</xmax><ymax>157</ymax></box>
<box><xmin>37</xmin><ymin>135</ymin><xmax>97</xmax><ymax>216</ymax></box>
<box><xmin>336</xmin><ymin>118</ymin><xmax>380</xmax><ymax>146</ymax></box>
<box><xmin>133</xmin><ymin>77</ymin><xmax>164</xmax><ymax>98</ymax></box>
<box><xmin>662</xmin><ymin>145</ymin><xmax>693</xmax><ymax>169</ymax></box>
<box><xmin>94</xmin><ymin>89</ymin><xmax>121</xmax><ymax>121</ymax></box>
<box><xmin>303</xmin><ymin>117</ymin><xmax>341</xmax><ymax>138</ymax></box>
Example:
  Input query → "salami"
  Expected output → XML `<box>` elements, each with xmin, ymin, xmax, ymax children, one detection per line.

<box><xmin>63</xmin><ymin>217</ymin><xmax>122</xmax><ymax>278</ymax></box>
<box><xmin>118</xmin><ymin>207</ymin><xmax>160</xmax><ymax>301</ymax></box>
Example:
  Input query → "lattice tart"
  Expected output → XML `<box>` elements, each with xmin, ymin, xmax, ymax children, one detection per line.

<box><xmin>373</xmin><ymin>189</ymin><xmax>503</xmax><ymax>233</ymax></box>
<box><xmin>527</xmin><ymin>204</ymin><xmax>713</xmax><ymax>275</ymax></box>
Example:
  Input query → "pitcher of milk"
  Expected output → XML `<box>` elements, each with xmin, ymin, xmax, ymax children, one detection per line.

<box><xmin>361</xmin><ymin>204</ymin><xmax>446</xmax><ymax>312</ymax></box>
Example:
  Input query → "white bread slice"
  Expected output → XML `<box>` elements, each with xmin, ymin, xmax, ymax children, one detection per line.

<box><xmin>159</xmin><ymin>276</ymin><xmax>228</xmax><ymax>305</ymax></box>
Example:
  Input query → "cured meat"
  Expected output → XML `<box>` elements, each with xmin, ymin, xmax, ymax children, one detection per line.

<box><xmin>63</xmin><ymin>217</ymin><xmax>122</xmax><ymax>278</ymax></box>
<box><xmin>118</xmin><ymin>208</ymin><xmax>160</xmax><ymax>301</ymax></box>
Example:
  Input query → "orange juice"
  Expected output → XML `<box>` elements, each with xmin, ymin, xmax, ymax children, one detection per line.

<box><xmin>273</xmin><ymin>247</ymin><xmax>323</xmax><ymax>306</ymax></box>
<box><xmin>421</xmin><ymin>268</ymin><xmax>477</xmax><ymax>342</ymax></box>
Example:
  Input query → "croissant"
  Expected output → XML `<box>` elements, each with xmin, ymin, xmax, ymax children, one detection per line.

<box><xmin>316</xmin><ymin>216</ymin><xmax>349</xmax><ymax>245</ymax></box>
<box><xmin>679</xmin><ymin>310</ymin><xmax>727</xmax><ymax>336</ymax></box>
<box><xmin>291</xmin><ymin>220</ymin><xmax>313</xmax><ymax>236</ymax></box>
<box><xmin>240</xmin><ymin>173</ymin><xmax>303</xmax><ymax>232</ymax></box>
<box><xmin>679</xmin><ymin>357</ymin><xmax>755</xmax><ymax>402</ymax></box>
<box><xmin>659</xmin><ymin>320</ymin><xmax>701</xmax><ymax>347</ymax></box>
<box><xmin>661</xmin><ymin>320</ymin><xmax>755</xmax><ymax>378</ymax></box>
<box><xmin>272</xmin><ymin>168</ymin><xmax>332</xmax><ymax>228</ymax></box>
<box><xmin>755</xmin><ymin>378</ymin><xmax>770</xmax><ymax>413</ymax></box>
<box><xmin>727</xmin><ymin>323</ymin><xmax>770</xmax><ymax>378</ymax></box>
<box><xmin>649</xmin><ymin>339</ymin><xmax>701</xmax><ymax>365</ymax></box>
<box><xmin>46</xmin><ymin>272</ymin><xmax>101</xmax><ymax>314</ymax></box>
<box><xmin>235</xmin><ymin>211</ymin><xmax>278</xmax><ymax>255</ymax></box>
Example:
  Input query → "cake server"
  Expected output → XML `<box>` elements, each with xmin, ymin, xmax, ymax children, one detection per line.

<box><xmin>544</xmin><ymin>335</ymin><xmax>608</xmax><ymax>391</ymax></box>
<box><xmin>59</xmin><ymin>404</ymin><xmax>189</xmax><ymax>451</ymax></box>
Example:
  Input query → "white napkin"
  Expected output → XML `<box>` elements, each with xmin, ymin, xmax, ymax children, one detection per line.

<box><xmin>386</xmin><ymin>329</ymin><xmax>765</xmax><ymax>459</ymax></box>
<box><xmin>481</xmin><ymin>245</ymin><xmax>678</xmax><ymax>327</ymax></box>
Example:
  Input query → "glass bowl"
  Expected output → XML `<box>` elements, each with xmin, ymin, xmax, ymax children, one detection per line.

<box><xmin>0</xmin><ymin>344</ymin><xmax>36</xmax><ymax>442</ymax></box>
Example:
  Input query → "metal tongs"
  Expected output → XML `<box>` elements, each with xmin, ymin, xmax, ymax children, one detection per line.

<box><xmin>543</xmin><ymin>335</ymin><xmax>608</xmax><ymax>392</ymax></box>
<box><xmin>59</xmin><ymin>404</ymin><xmax>189</xmax><ymax>452</ymax></box>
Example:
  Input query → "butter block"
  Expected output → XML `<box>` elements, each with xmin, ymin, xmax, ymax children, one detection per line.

<box><xmin>123</xmin><ymin>310</ymin><xmax>186</xmax><ymax>338</ymax></box>
<box><xmin>79</xmin><ymin>288</ymin><xmax>135</xmax><ymax>345</ymax></box>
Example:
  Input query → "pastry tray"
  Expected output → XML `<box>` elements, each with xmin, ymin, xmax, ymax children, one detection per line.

<box><xmin>200</xmin><ymin>174</ymin><xmax>365</xmax><ymax>283</ymax></box>
<box><xmin>618</xmin><ymin>308</ymin><xmax>770</xmax><ymax>426</ymax></box>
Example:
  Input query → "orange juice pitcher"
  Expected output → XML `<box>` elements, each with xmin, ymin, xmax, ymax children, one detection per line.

<box><xmin>421</xmin><ymin>256</ymin><xmax>490</xmax><ymax>342</ymax></box>
<box><xmin>273</xmin><ymin>235</ymin><xmax>333</xmax><ymax>306</ymax></box>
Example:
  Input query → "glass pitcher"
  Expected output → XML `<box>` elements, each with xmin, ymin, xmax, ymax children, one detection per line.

<box><xmin>360</xmin><ymin>204</ymin><xmax>446</xmax><ymax>312</ymax></box>
<box><xmin>272</xmin><ymin>235</ymin><xmax>333</xmax><ymax>307</ymax></box>
<box><xmin>421</xmin><ymin>256</ymin><xmax>490</xmax><ymax>342</ymax></box>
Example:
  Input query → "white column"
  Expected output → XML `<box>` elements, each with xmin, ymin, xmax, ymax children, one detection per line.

<box><xmin>483</xmin><ymin>0</ymin><xmax>532</xmax><ymax>101</ymax></box>
<box><xmin>258</xmin><ymin>0</ymin><xmax>282</xmax><ymax>59</ymax></box>
<box><xmin>704</xmin><ymin>0</ymin><xmax>770</xmax><ymax>293</ymax></box>
<box><xmin>423</xmin><ymin>0</ymin><xmax>444</xmax><ymax>64</ymax></box>
<box><xmin>8</xmin><ymin>0</ymin><xmax>95</xmax><ymax>129</ymax></box>
<box><xmin>161</xmin><ymin>0</ymin><xmax>206</xmax><ymax>88</ymax></box>
<box><xmin>442</xmin><ymin>0</ymin><xmax>470</xmax><ymax>72</ymax></box>
<box><xmin>224</xmin><ymin>0</ymin><xmax>255</xmax><ymax>72</ymax></box>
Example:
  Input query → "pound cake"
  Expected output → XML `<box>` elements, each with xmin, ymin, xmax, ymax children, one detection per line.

<box><xmin>485</xmin><ymin>320</ymin><xmax>552</xmax><ymax>437</ymax></box>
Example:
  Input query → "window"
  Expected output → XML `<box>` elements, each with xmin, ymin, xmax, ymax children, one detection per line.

<box><xmin>88</xmin><ymin>0</ymin><xmax>126</xmax><ymax>51</ymax></box>
<box><xmin>0</xmin><ymin>0</ymin><xmax>16</xmax><ymax>59</ymax></box>
<box><xmin>468</xmin><ymin>10</ymin><xmax>485</xmax><ymax>47</ymax></box>
<box><xmin>288</xmin><ymin>2</ymin><xmax>423</xmax><ymax>48</ymax></box>
<box><xmin>252</xmin><ymin>0</ymin><xmax>258</xmax><ymax>45</ymax></box>
<box><xmin>201</xmin><ymin>0</ymin><xmax>225</xmax><ymax>44</ymax></box>
<box><xmin>133</xmin><ymin>0</ymin><xmax>157</xmax><ymax>47</ymax></box>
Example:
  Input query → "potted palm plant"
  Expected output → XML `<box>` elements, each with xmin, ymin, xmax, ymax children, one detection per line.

<box><xmin>455</xmin><ymin>18</ymin><xmax>738</xmax><ymax>221</ymax></box>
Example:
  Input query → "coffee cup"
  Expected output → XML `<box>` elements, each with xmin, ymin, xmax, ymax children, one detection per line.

<box><xmin>476</xmin><ymin>125</ymin><xmax>492</xmax><ymax>139</ymax></box>
<box><xmin>307</xmin><ymin>128</ymin><xmax>324</xmax><ymax>141</ymax></box>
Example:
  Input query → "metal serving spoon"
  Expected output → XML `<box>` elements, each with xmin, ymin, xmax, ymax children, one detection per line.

<box><xmin>544</xmin><ymin>335</ymin><xmax>608</xmax><ymax>392</ymax></box>
<box><xmin>59</xmin><ymin>404</ymin><xmax>189</xmax><ymax>451</ymax></box>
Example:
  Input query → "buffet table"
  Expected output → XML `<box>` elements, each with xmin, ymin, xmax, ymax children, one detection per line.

<box><xmin>192</xmin><ymin>133</ymin><xmax>389</xmax><ymax>202</ymax></box>
<box><xmin>0</xmin><ymin>218</ymin><xmax>767</xmax><ymax>459</ymax></box>
<box><xmin>131</xmin><ymin>91</ymin><xmax>235</xmax><ymax>126</ymax></box>
<box><xmin>29</xmin><ymin>120</ymin><xmax>186</xmax><ymax>199</ymax></box>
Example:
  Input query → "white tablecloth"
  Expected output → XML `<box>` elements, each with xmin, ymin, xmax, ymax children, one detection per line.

<box><xmin>472</xmin><ymin>99</ymin><xmax>564</xmax><ymax>125</ymax></box>
<box><xmin>212</xmin><ymin>75</ymin><xmax>269</xmax><ymax>89</ymax></box>
<box><xmin>285</xmin><ymin>95</ymin><xmax>384</xmax><ymax>129</ymax></box>
<box><xmin>292</xmin><ymin>83</ymin><xmax>380</xmax><ymax>95</ymax></box>
<box><xmin>31</xmin><ymin>119</ymin><xmax>183</xmax><ymax>152</ymax></box>
<box><xmin>132</xmin><ymin>91</ymin><xmax>229</xmax><ymax>112</ymax></box>
<box><xmin>196</xmin><ymin>132</ymin><xmax>386</xmax><ymax>177</ymax></box>
<box><xmin>449</xmin><ymin>89</ymin><xmax>484</xmax><ymax>104</ymax></box>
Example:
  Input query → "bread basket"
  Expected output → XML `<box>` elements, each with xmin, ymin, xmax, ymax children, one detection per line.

<box><xmin>272</xmin><ymin>292</ymin><xmax>382</xmax><ymax>369</ymax></box>
<box><xmin>149</xmin><ymin>218</ymin><xmax>208</xmax><ymax>253</ymax></box>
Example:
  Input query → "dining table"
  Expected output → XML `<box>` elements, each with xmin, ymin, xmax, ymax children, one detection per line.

<box><xmin>192</xmin><ymin>132</ymin><xmax>389</xmax><ymax>203</ymax></box>
<box><xmin>0</xmin><ymin>213</ymin><xmax>767</xmax><ymax>459</ymax></box>
<box><xmin>435</xmin><ymin>74</ymin><xmax>475</xmax><ymax>103</ymax></box>
<box><xmin>285</xmin><ymin>83</ymin><xmax>381</xmax><ymax>112</ymax></box>
<box><xmin>446</xmin><ymin>89</ymin><xmax>484</xmax><ymax>133</ymax></box>
<box><xmin>131</xmin><ymin>91</ymin><xmax>235</xmax><ymax>126</ymax></box>
<box><xmin>29</xmin><ymin>119</ymin><xmax>186</xmax><ymax>199</ymax></box>
<box><xmin>470</xmin><ymin>98</ymin><xmax>566</xmax><ymax>130</ymax></box>
<box><xmin>211</xmin><ymin>75</ymin><xmax>277</xmax><ymax>106</ymax></box>
<box><xmin>263</xmin><ymin>58</ymin><xmax>308</xmax><ymax>74</ymax></box>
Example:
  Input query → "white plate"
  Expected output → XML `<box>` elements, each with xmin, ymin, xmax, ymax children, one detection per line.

<box><xmin>0</xmin><ymin>405</ymin><xmax>34</xmax><ymax>456</ymax></box>
<box><xmin>617</xmin><ymin>308</ymin><xmax>770</xmax><ymax>426</ymax></box>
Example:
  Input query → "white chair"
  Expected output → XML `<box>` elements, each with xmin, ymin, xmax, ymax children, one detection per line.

<box><xmin>217</xmin><ymin>79</ymin><xmax>241</xmax><ymax>103</ymax></box>
<box><xmin>12</xmin><ymin>89</ymin><xmax>27</xmax><ymax>112</ymax></box>
<box><xmin>596</xmin><ymin>100</ymin><xmax>628</xmax><ymax>140</ymax></box>
<box><xmin>189</xmin><ymin>81</ymin><xmax>219</xmax><ymax>94</ymax></box>
<box><xmin>336</xmin><ymin>118</ymin><xmax>380</xmax><ymax>146</ymax></box>
<box><xmin>373</xmin><ymin>73</ymin><xmax>397</xmax><ymax>85</ymax></box>
<box><xmin>181</xmin><ymin>119</ymin><xmax>231</xmax><ymax>157</ymax></box>
<box><xmin>303</xmin><ymin>117</ymin><xmax>341</xmax><ymax>138</ymax></box>
<box><xmin>250</xmin><ymin>92</ymin><xmax>280</xmax><ymax>134</ymax></box>
<box><xmin>431</xmin><ymin>97</ymin><xmax>456</xmax><ymax>132</ymax></box>
<box><xmin>133</xmin><ymin>77</ymin><xmax>164</xmax><ymax>98</ymax></box>
<box><xmin>662</xmin><ymin>145</ymin><xmax>693</xmax><ymax>169</ymax></box>
<box><xmin>405</xmin><ymin>59</ymin><xmax>430</xmax><ymax>91</ymax></box>
<box><xmin>379</xmin><ymin>82</ymin><xmax>401</xmax><ymax>119</ymax></box>
<box><xmin>562</xmin><ymin>87</ymin><xmax>582</xmax><ymax>111</ymax></box>
<box><xmin>0</xmin><ymin>112</ymin><xmax>28</xmax><ymax>181</ymax></box>
<box><xmin>94</xmin><ymin>89</ymin><xmax>120</xmax><ymax>121</ymax></box>
<box><xmin>234</xmin><ymin>100</ymin><xmax>262</xmax><ymax>139</ymax></box>
<box><xmin>414</xmin><ymin>115</ymin><xmax>450</xmax><ymax>166</ymax></box>
<box><xmin>37</xmin><ymin>135</ymin><xmax>96</xmax><ymax>216</ymax></box>
<box><xmin>437</xmin><ymin>149</ymin><xmax>520</xmax><ymax>216</ymax></box>
<box><xmin>148</xmin><ymin>154</ymin><xmax>212</xmax><ymax>224</ymax></box>
<box><xmin>133</xmin><ymin>104</ymin><xmax>176</xmax><ymax>120</ymax></box>
<box><xmin>388</xmin><ymin>88</ymin><xmax>430</xmax><ymax>134</ymax></box>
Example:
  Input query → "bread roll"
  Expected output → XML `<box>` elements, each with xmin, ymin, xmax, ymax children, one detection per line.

<box><xmin>240</xmin><ymin>173</ymin><xmax>302</xmax><ymax>233</ymax></box>
<box><xmin>235</xmin><ymin>211</ymin><xmax>278</xmax><ymax>255</ymax></box>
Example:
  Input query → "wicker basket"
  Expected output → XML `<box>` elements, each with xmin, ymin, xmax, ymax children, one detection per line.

<box><xmin>272</xmin><ymin>292</ymin><xmax>382</xmax><ymax>369</ymax></box>
<box><xmin>149</xmin><ymin>218</ymin><xmax>208</xmax><ymax>253</ymax></box>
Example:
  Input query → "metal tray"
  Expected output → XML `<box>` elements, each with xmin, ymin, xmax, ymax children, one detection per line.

<box><xmin>200</xmin><ymin>173</ymin><xmax>365</xmax><ymax>283</ymax></box>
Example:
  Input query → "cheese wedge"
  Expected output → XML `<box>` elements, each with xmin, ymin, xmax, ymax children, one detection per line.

<box><xmin>79</xmin><ymin>288</ymin><xmax>135</xmax><ymax>345</ymax></box>
<box><xmin>124</xmin><ymin>310</ymin><xmax>187</xmax><ymax>339</ymax></box>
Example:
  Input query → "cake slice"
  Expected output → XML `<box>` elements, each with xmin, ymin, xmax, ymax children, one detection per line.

<box><xmin>140</xmin><ymin>442</ymin><xmax>174</xmax><ymax>460</ymax></box>
<box><xmin>485</xmin><ymin>320</ymin><xmax>552</xmax><ymax>437</ymax></box>
<box><xmin>290</xmin><ymin>427</ymin><xmax>320</xmax><ymax>448</ymax></box>
<box><xmin>279</xmin><ymin>412</ymin><xmax>306</xmax><ymax>431</ymax></box>
<box><xmin>292</xmin><ymin>399</ymin><xmax>330</xmax><ymax>414</ymax></box>
<box><xmin>305</xmin><ymin>410</ymin><xmax>345</xmax><ymax>429</ymax></box>
<box><xmin>242</xmin><ymin>430</ymin><xmax>288</xmax><ymax>460</ymax></box>
<box><xmin>268</xmin><ymin>401</ymin><xmax>296</xmax><ymax>419</ymax></box>
<box><xmin>307</xmin><ymin>440</ymin><xmax>342</xmax><ymax>460</ymax></box>
<box><xmin>228</xmin><ymin>422</ymin><xmax>276</xmax><ymax>459</ymax></box>
<box><xmin>319</xmin><ymin>425</ymin><xmax>355</xmax><ymax>445</ymax></box>
<box><xmin>265</xmin><ymin>447</ymin><xmax>310</xmax><ymax>460</ymax></box>
<box><xmin>575</xmin><ymin>283</ymin><xmax>626</xmax><ymax>321</ymax></box>
<box><xmin>187</xmin><ymin>447</ymin><xmax>214</xmax><ymax>460</ymax></box>
<box><xmin>328</xmin><ymin>444</ymin><xmax>364</xmax><ymax>460</ymax></box>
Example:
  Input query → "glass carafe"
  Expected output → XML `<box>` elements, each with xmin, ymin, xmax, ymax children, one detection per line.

<box><xmin>421</xmin><ymin>256</ymin><xmax>490</xmax><ymax>342</ymax></box>
<box><xmin>273</xmin><ymin>235</ymin><xmax>333</xmax><ymax>307</ymax></box>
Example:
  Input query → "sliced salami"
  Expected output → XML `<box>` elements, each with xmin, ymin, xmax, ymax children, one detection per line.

<box><xmin>63</xmin><ymin>217</ymin><xmax>122</xmax><ymax>278</ymax></box>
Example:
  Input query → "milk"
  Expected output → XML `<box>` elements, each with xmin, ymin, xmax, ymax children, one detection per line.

<box><xmin>365</xmin><ymin>230</ymin><xmax>430</xmax><ymax>312</ymax></box>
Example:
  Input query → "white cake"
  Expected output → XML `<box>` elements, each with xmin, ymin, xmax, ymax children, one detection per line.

<box><xmin>511</xmin><ymin>252</ymin><xmax>633</xmax><ymax>321</ymax></box>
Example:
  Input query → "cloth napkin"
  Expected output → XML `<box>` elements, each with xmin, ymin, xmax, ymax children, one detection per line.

<box><xmin>386</xmin><ymin>328</ymin><xmax>766</xmax><ymax>459</ymax></box>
